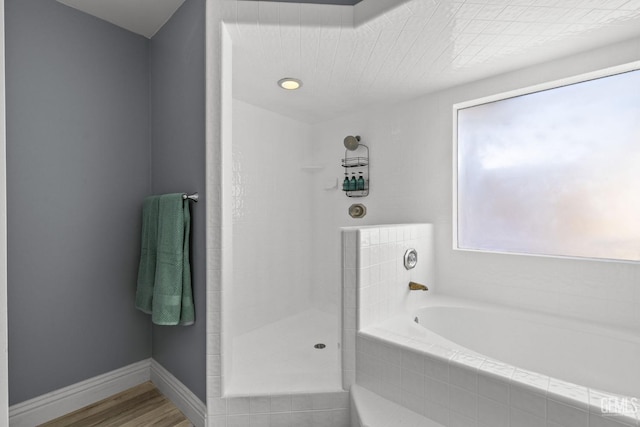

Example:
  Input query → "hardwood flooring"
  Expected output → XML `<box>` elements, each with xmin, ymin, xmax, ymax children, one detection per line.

<box><xmin>40</xmin><ymin>381</ymin><xmax>192</xmax><ymax>427</ymax></box>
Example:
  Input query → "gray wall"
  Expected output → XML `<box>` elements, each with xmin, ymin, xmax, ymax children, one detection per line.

<box><xmin>6</xmin><ymin>0</ymin><xmax>152</xmax><ymax>404</ymax></box>
<box><xmin>150</xmin><ymin>0</ymin><xmax>207</xmax><ymax>402</ymax></box>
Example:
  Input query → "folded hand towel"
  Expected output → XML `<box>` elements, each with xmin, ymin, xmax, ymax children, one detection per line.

<box><xmin>151</xmin><ymin>193</ymin><xmax>195</xmax><ymax>326</ymax></box>
<box><xmin>135</xmin><ymin>195</ymin><xmax>160</xmax><ymax>314</ymax></box>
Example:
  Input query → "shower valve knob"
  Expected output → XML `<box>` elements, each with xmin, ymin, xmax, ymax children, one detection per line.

<box><xmin>348</xmin><ymin>203</ymin><xmax>366</xmax><ymax>219</ymax></box>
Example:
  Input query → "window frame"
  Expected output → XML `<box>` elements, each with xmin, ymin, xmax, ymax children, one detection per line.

<box><xmin>452</xmin><ymin>60</ymin><xmax>640</xmax><ymax>262</ymax></box>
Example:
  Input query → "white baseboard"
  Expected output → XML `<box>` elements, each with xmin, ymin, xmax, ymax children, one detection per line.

<box><xmin>8</xmin><ymin>358</ymin><xmax>205</xmax><ymax>427</ymax></box>
<box><xmin>9</xmin><ymin>358</ymin><xmax>151</xmax><ymax>427</ymax></box>
<box><xmin>150</xmin><ymin>359</ymin><xmax>206</xmax><ymax>427</ymax></box>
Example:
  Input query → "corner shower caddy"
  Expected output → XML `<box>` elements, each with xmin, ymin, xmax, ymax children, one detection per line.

<box><xmin>342</xmin><ymin>144</ymin><xmax>369</xmax><ymax>197</ymax></box>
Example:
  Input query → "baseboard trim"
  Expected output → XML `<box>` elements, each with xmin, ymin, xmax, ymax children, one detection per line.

<box><xmin>9</xmin><ymin>358</ymin><xmax>151</xmax><ymax>427</ymax></box>
<box><xmin>8</xmin><ymin>358</ymin><xmax>205</xmax><ymax>427</ymax></box>
<box><xmin>150</xmin><ymin>359</ymin><xmax>206</xmax><ymax>427</ymax></box>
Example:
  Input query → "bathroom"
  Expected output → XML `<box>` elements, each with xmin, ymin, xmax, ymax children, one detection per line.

<box><xmin>1</xmin><ymin>0</ymin><xmax>640</xmax><ymax>426</ymax></box>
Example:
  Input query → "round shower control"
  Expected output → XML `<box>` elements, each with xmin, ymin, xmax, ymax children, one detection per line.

<box><xmin>348</xmin><ymin>203</ymin><xmax>367</xmax><ymax>219</ymax></box>
<box><xmin>404</xmin><ymin>248</ymin><xmax>418</xmax><ymax>270</ymax></box>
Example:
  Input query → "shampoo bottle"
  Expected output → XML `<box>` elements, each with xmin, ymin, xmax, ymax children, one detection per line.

<box><xmin>349</xmin><ymin>174</ymin><xmax>357</xmax><ymax>191</ymax></box>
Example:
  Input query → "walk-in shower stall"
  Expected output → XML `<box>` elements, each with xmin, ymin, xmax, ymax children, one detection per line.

<box><xmin>222</xmin><ymin>98</ymin><xmax>343</xmax><ymax>396</ymax></box>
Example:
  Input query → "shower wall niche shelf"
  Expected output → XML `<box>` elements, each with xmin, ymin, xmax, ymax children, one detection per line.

<box><xmin>342</xmin><ymin>143</ymin><xmax>369</xmax><ymax>198</ymax></box>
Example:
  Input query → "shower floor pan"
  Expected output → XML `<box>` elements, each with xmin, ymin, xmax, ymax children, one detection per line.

<box><xmin>225</xmin><ymin>308</ymin><xmax>342</xmax><ymax>396</ymax></box>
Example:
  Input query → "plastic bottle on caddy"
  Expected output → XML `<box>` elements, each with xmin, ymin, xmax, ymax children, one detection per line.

<box><xmin>357</xmin><ymin>172</ymin><xmax>365</xmax><ymax>191</ymax></box>
<box><xmin>349</xmin><ymin>174</ymin><xmax>357</xmax><ymax>191</ymax></box>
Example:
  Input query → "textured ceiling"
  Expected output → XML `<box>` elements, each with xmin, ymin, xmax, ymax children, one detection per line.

<box><xmin>56</xmin><ymin>0</ymin><xmax>185</xmax><ymax>38</ymax></box>
<box><xmin>225</xmin><ymin>0</ymin><xmax>640</xmax><ymax>123</ymax></box>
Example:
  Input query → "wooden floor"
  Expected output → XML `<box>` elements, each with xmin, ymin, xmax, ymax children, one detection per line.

<box><xmin>41</xmin><ymin>382</ymin><xmax>192</xmax><ymax>427</ymax></box>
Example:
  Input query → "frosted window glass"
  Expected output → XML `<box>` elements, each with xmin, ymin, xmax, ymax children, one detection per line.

<box><xmin>457</xmin><ymin>69</ymin><xmax>640</xmax><ymax>262</ymax></box>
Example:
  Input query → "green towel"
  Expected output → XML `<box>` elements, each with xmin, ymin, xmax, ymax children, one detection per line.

<box><xmin>135</xmin><ymin>193</ymin><xmax>195</xmax><ymax>326</ymax></box>
<box><xmin>135</xmin><ymin>195</ymin><xmax>160</xmax><ymax>314</ymax></box>
<box><xmin>178</xmin><ymin>200</ymin><xmax>194</xmax><ymax>326</ymax></box>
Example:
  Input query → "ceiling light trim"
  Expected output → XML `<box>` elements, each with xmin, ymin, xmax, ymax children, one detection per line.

<box><xmin>278</xmin><ymin>78</ymin><xmax>303</xmax><ymax>90</ymax></box>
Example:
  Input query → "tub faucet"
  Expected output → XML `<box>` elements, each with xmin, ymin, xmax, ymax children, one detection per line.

<box><xmin>409</xmin><ymin>281</ymin><xmax>428</xmax><ymax>291</ymax></box>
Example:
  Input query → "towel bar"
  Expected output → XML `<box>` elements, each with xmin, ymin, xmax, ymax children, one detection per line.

<box><xmin>183</xmin><ymin>193</ymin><xmax>199</xmax><ymax>202</ymax></box>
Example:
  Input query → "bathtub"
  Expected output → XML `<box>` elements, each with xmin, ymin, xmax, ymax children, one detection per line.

<box><xmin>356</xmin><ymin>296</ymin><xmax>640</xmax><ymax>426</ymax></box>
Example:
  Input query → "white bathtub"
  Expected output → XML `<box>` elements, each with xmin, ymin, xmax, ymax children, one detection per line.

<box><xmin>411</xmin><ymin>299</ymin><xmax>640</xmax><ymax>399</ymax></box>
<box><xmin>356</xmin><ymin>296</ymin><xmax>640</xmax><ymax>426</ymax></box>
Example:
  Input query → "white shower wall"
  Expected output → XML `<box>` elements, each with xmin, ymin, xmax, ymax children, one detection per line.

<box><xmin>226</xmin><ymin>99</ymin><xmax>343</xmax><ymax>396</ymax></box>
<box><xmin>309</xmin><ymin>36</ymin><xmax>640</xmax><ymax>333</ymax></box>
<box><xmin>230</xmin><ymin>99</ymin><xmax>314</xmax><ymax>338</ymax></box>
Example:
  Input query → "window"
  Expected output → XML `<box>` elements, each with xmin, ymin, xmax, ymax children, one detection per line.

<box><xmin>454</xmin><ymin>64</ymin><xmax>640</xmax><ymax>262</ymax></box>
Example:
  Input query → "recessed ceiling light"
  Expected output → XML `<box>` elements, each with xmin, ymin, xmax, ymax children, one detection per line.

<box><xmin>278</xmin><ymin>78</ymin><xmax>303</xmax><ymax>90</ymax></box>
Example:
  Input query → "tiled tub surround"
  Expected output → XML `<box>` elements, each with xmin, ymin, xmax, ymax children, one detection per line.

<box><xmin>356</xmin><ymin>300</ymin><xmax>640</xmax><ymax>427</ymax></box>
<box><xmin>341</xmin><ymin>224</ymin><xmax>435</xmax><ymax>391</ymax></box>
<box><xmin>344</xmin><ymin>224</ymin><xmax>640</xmax><ymax>427</ymax></box>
